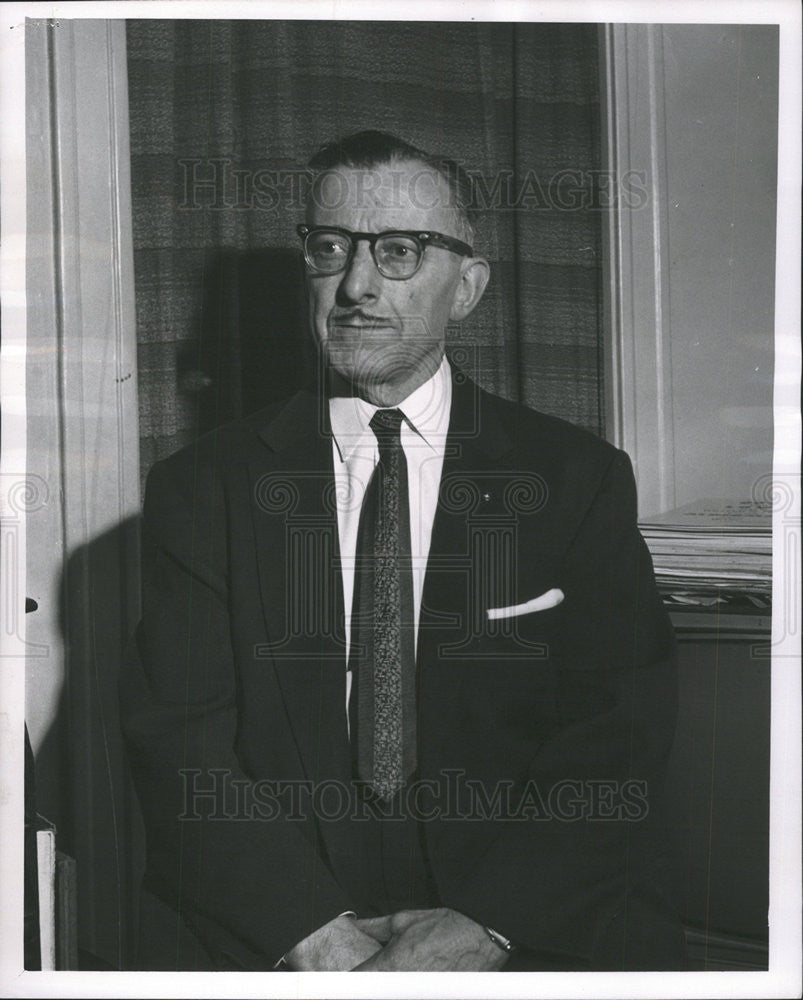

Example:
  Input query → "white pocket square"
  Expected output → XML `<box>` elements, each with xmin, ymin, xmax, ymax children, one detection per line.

<box><xmin>486</xmin><ymin>588</ymin><xmax>564</xmax><ymax>621</ymax></box>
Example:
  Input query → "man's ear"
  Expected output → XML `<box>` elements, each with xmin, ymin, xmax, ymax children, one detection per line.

<box><xmin>449</xmin><ymin>256</ymin><xmax>490</xmax><ymax>322</ymax></box>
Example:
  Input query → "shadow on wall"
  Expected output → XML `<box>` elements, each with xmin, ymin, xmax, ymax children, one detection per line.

<box><xmin>31</xmin><ymin>517</ymin><xmax>144</xmax><ymax>971</ymax></box>
<box><xmin>176</xmin><ymin>247</ymin><xmax>315</xmax><ymax>439</ymax></box>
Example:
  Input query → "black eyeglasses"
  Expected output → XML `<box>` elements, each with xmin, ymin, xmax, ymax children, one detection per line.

<box><xmin>297</xmin><ymin>224</ymin><xmax>473</xmax><ymax>280</ymax></box>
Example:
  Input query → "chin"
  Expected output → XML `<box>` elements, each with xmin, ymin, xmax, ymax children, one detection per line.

<box><xmin>321</xmin><ymin>335</ymin><xmax>443</xmax><ymax>400</ymax></box>
<box><xmin>326</xmin><ymin>342</ymin><xmax>397</xmax><ymax>379</ymax></box>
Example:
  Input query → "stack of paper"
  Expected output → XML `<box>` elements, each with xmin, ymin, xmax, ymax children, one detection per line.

<box><xmin>639</xmin><ymin>498</ymin><xmax>772</xmax><ymax>598</ymax></box>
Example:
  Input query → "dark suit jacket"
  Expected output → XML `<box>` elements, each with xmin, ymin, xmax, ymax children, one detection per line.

<box><xmin>120</xmin><ymin>368</ymin><xmax>684</xmax><ymax>970</ymax></box>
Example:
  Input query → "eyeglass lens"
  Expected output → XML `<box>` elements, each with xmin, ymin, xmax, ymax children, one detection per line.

<box><xmin>305</xmin><ymin>231</ymin><xmax>422</xmax><ymax>278</ymax></box>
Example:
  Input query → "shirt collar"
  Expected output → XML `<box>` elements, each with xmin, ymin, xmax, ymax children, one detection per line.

<box><xmin>329</xmin><ymin>355</ymin><xmax>452</xmax><ymax>463</ymax></box>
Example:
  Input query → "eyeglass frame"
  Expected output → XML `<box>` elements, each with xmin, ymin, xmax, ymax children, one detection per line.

<box><xmin>296</xmin><ymin>224</ymin><xmax>474</xmax><ymax>280</ymax></box>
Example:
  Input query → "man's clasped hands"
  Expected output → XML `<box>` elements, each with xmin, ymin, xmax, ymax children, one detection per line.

<box><xmin>285</xmin><ymin>906</ymin><xmax>509</xmax><ymax>971</ymax></box>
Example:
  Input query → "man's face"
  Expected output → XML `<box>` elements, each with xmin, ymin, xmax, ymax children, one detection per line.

<box><xmin>305</xmin><ymin>159</ymin><xmax>472</xmax><ymax>405</ymax></box>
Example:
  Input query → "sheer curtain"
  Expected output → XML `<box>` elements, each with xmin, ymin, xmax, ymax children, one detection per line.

<box><xmin>127</xmin><ymin>20</ymin><xmax>603</xmax><ymax>486</ymax></box>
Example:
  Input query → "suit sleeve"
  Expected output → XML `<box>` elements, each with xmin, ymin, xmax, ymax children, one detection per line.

<box><xmin>120</xmin><ymin>454</ymin><xmax>352</xmax><ymax>968</ymax></box>
<box><xmin>440</xmin><ymin>448</ymin><xmax>683</xmax><ymax>968</ymax></box>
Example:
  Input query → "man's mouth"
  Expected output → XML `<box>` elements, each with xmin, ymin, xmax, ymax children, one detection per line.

<box><xmin>330</xmin><ymin>313</ymin><xmax>395</xmax><ymax>328</ymax></box>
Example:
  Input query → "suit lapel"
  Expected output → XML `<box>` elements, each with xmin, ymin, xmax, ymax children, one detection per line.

<box><xmin>249</xmin><ymin>391</ymin><xmax>351</xmax><ymax>783</ymax></box>
<box><xmin>417</xmin><ymin>372</ymin><xmax>559</xmax><ymax>771</ymax></box>
<box><xmin>418</xmin><ymin>372</ymin><xmax>517</xmax><ymax>665</ymax></box>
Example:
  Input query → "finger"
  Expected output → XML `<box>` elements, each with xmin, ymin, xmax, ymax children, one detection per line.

<box><xmin>353</xmin><ymin>915</ymin><xmax>394</xmax><ymax>942</ymax></box>
<box><xmin>387</xmin><ymin>908</ymin><xmax>439</xmax><ymax>934</ymax></box>
<box><xmin>352</xmin><ymin>950</ymin><xmax>389</xmax><ymax>971</ymax></box>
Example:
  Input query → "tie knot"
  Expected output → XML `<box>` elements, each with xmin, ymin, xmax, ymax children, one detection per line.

<box><xmin>370</xmin><ymin>408</ymin><xmax>405</xmax><ymax>445</ymax></box>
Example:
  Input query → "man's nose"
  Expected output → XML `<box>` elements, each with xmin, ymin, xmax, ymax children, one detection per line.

<box><xmin>337</xmin><ymin>240</ymin><xmax>381</xmax><ymax>302</ymax></box>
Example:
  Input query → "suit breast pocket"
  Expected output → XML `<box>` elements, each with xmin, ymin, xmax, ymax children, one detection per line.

<box><xmin>433</xmin><ymin>601</ymin><xmax>563</xmax><ymax>664</ymax></box>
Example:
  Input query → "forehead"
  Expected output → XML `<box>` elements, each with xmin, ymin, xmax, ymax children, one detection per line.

<box><xmin>308</xmin><ymin>159</ymin><xmax>459</xmax><ymax>235</ymax></box>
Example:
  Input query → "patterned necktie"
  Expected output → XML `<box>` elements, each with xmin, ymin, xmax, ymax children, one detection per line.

<box><xmin>349</xmin><ymin>408</ymin><xmax>416</xmax><ymax>801</ymax></box>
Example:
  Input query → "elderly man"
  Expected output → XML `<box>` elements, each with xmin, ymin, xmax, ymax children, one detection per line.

<box><xmin>121</xmin><ymin>130</ymin><xmax>686</xmax><ymax>971</ymax></box>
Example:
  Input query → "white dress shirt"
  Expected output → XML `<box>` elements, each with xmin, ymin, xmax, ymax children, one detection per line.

<box><xmin>329</xmin><ymin>354</ymin><xmax>452</xmax><ymax>720</ymax></box>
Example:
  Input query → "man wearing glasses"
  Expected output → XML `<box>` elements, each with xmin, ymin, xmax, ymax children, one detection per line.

<box><xmin>122</xmin><ymin>131</ymin><xmax>685</xmax><ymax>971</ymax></box>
